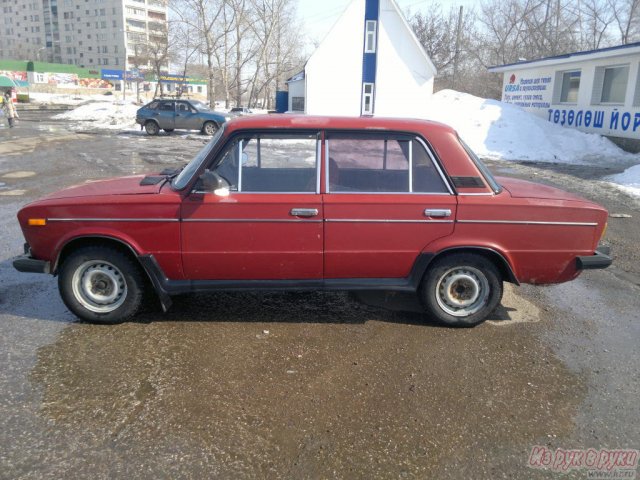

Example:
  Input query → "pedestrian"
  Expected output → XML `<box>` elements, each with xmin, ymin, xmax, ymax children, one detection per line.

<box><xmin>2</xmin><ymin>91</ymin><xmax>18</xmax><ymax>128</ymax></box>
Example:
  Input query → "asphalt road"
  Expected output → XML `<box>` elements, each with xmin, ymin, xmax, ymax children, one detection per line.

<box><xmin>0</xmin><ymin>115</ymin><xmax>638</xmax><ymax>479</ymax></box>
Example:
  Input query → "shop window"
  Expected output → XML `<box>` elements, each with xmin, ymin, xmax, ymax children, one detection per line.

<box><xmin>559</xmin><ymin>70</ymin><xmax>580</xmax><ymax>103</ymax></box>
<box><xmin>600</xmin><ymin>65</ymin><xmax>629</xmax><ymax>104</ymax></box>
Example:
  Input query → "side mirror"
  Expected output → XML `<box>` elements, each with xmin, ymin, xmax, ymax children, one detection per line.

<box><xmin>199</xmin><ymin>169</ymin><xmax>228</xmax><ymax>192</ymax></box>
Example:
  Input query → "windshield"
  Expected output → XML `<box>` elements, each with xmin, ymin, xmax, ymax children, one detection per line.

<box><xmin>191</xmin><ymin>101</ymin><xmax>210</xmax><ymax>111</ymax></box>
<box><xmin>459</xmin><ymin>138</ymin><xmax>502</xmax><ymax>194</ymax></box>
<box><xmin>172</xmin><ymin>126</ymin><xmax>225</xmax><ymax>190</ymax></box>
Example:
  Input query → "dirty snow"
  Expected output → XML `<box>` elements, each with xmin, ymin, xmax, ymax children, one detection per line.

<box><xmin>608</xmin><ymin>164</ymin><xmax>640</xmax><ymax>198</ymax></box>
<box><xmin>423</xmin><ymin>90</ymin><xmax>634</xmax><ymax>165</ymax></box>
<box><xmin>53</xmin><ymin>99</ymin><xmax>139</xmax><ymax>130</ymax></box>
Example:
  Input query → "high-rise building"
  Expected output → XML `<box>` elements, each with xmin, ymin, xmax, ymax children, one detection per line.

<box><xmin>0</xmin><ymin>0</ymin><xmax>167</xmax><ymax>69</ymax></box>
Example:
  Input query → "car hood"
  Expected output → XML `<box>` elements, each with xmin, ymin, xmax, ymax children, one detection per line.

<box><xmin>42</xmin><ymin>175</ymin><xmax>164</xmax><ymax>200</ymax></box>
<box><xmin>496</xmin><ymin>176</ymin><xmax>588</xmax><ymax>202</ymax></box>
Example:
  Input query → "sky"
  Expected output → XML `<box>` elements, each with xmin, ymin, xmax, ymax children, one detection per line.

<box><xmin>297</xmin><ymin>0</ymin><xmax>483</xmax><ymax>46</ymax></box>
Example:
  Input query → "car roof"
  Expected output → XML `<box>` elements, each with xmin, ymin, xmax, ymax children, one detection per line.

<box><xmin>224</xmin><ymin>114</ymin><xmax>456</xmax><ymax>136</ymax></box>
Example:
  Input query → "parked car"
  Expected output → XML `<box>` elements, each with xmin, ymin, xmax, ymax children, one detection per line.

<box><xmin>229</xmin><ymin>107</ymin><xmax>252</xmax><ymax>116</ymax></box>
<box><xmin>13</xmin><ymin>115</ymin><xmax>611</xmax><ymax>326</ymax></box>
<box><xmin>136</xmin><ymin>99</ymin><xmax>229</xmax><ymax>135</ymax></box>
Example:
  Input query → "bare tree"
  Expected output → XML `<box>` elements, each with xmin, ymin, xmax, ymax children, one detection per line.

<box><xmin>608</xmin><ymin>0</ymin><xmax>640</xmax><ymax>43</ymax></box>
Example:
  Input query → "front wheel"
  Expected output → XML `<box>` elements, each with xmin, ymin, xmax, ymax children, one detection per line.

<box><xmin>58</xmin><ymin>246</ymin><xmax>145</xmax><ymax>324</ymax></box>
<box><xmin>420</xmin><ymin>253</ymin><xmax>503</xmax><ymax>327</ymax></box>
<box><xmin>145</xmin><ymin>121</ymin><xmax>159</xmax><ymax>136</ymax></box>
<box><xmin>202</xmin><ymin>121</ymin><xmax>217</xmax><ymax>135</ymax></box>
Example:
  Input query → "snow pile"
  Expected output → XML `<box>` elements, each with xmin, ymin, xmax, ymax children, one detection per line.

<box><xmin>53</xmin><ymin>99</ymin><xmax>139</xmax><ymax>130</ymax></box>
<box><xmin>609</xmin><ymin>164</ymin><xmax>640</xmax><ymax>198</ymax></box>
<box><xmin>423</xmin><ymin>90</ymin><xmax>633</xmax><ymax>165</ymax></box>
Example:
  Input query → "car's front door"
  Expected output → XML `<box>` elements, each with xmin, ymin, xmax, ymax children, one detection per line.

<box><xmin>175</xmin><ymin>101</ymin><xmax>200</xmax><ymax>130</ymax></box>
<box><xmin>181</xmin><ymin>131</ymin><xmax>323</xmax><ymax>281</ymax></box>
<box><xmin>323</xmin><ymin>132</ymin><xmax>457</xmax><ymax>279</ymax></box>
<box><xmin>155</xmin><ymin>100</ymin><xmax>175</xmax><ymax>129</ymax></box>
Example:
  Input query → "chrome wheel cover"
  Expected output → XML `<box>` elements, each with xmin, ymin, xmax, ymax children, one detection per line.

<box><xmin>435</xmin><ymin>266</ymin><xmax>489</xmax><ymax>317</ymax></box>
<box><xmin>71</xmin><ymin>260</ymin><xmax>128</xmax><ymax>313</ymax></box>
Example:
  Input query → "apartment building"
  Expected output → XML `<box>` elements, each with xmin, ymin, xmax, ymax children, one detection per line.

<box><xmin>0</xmin><ymin>0</ymin><xmax>167</xmax><ymax>69</ymax></box>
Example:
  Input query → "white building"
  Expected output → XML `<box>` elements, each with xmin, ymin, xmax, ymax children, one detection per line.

<box><xmin>0</xmin><ymin>0</ymin><xmax>167</xmax><ymax>69</ymax></box>
<box><xmin>287</xmin><ymin>0</ymin><xmax>437</xmax><ymax>117</ymax></box>
<box><xmin>488</xmin><ymin>42</ymin><xmax>640</xmax><ymax>143</ymax></box>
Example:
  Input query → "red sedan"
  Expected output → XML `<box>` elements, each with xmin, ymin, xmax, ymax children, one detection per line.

<box><xmin>13</xmin><ymin>115</ymin><xmax>611</xmax><ymax>326</ymax></box>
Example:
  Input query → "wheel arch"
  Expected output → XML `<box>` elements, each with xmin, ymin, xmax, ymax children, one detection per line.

<box><xmin>430</xmin><ymin>247</ymin><xmax>520</xmax><ymax>285</ymax></box>
<box><xmin>54</xmin><ymin>235</ymin><xmax>141</xmax><ymax>274</ymax></box>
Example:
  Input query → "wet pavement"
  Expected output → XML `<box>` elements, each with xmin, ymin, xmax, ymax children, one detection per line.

<box><xmin>0</xmin><ymin>117</ymin><xmax>639</xmax><ymax>479</ymax></box>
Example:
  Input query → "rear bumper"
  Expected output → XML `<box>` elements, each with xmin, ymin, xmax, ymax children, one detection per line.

<box><xmin>576</xmin><ymin>246</ymin><xmax>612</xmax><ymax>270</ymax></box>
<box><xmin>13</xmin><ymin>255</ymin><xmax>51</xmax><ymax>274</ymax></box>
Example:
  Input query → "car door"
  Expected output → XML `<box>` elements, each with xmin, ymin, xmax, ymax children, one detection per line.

<box><xmin>323</xmin><ymin>132</ymin><xmax>457</xmax><ymax>279</ymax></box>
<box><xmin>176</xmin><ymin>101</ymin><xmax>200</xmax><ymax>130</ymax></box>
<box><xmin>155</xmin><ymin>100</ymin><xmax>175</xmax><ymax>129</ymax></box>
<box><xmin>181</xmin><ymin>131</ymin><xmax>323</xmax><ymax>281</ymax></box>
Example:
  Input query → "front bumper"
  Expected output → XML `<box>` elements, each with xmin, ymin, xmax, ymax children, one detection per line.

<box><xmin>576</xmin><ymin>246</ymin><xmax>612</xmax><ymax>270</ymax></box>
<box><xmin>13</xmin><ymin>255</ymin><xmax>51</xmax><ymax>274</ymax></box>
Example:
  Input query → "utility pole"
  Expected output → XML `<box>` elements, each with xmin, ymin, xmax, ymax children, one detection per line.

<box><xmin>452</xmin><ymin>5</ymin><xmax>463</xmax><ymax>90</ymax></box>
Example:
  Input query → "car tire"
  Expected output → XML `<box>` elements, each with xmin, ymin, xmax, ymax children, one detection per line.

<box><xmin>420</xmin><ymin>253</ymin><xmax>502</xmax><ymax>327</ymax></box>
<box><xmin>164</xmin><ymin>128</ymin><xmax>174</xmax><ymax>133</ymax></box>
<box><xmin>145</xmin><ymin>121</ymin><xmax>160</xmax><ymax>136</ymax></box>
<box><xmin>58</xmin><ymin>246</ymin><xmax>145</xmax><ymax>324</ymax></box>
<box><xmin>202</xmin><ymin>121</ymin><xmax>217</xmax><ymax>135</ymax></box>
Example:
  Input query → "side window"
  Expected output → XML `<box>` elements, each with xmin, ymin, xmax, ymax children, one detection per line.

<box><xmin>327</xmin><ymin>135</ymin><xmax>448</xmax><ymax>193</ymax></box>
<box><xmin>147</xmin><ymin>100</ymin><xmax>159</xmax><ymax>110</ymax></box>
<box><xmin>213</xmin><ymin>134</ymin><xmax>318</xmax><ymax>193</ymax></box>
<box><xmin>178</xmin><ymin>102</ymin><xmax>195</xmax><ymax>113</ymax></box>
<box><xmin>159</xmin><ymin>101</ymin><xmax>174</xmax><ymax>111</ymax></box>
<box><xmin>412</xmin><ymin>140</ymin><xmax>449</xmax><ymax>193</ymax></box>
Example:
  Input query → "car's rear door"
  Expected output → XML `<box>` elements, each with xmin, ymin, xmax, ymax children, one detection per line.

<box><xmin>155</xmin><ymin>100</ymin><xmax>176</xmax><ymax>129</ymax></box>
<box><xmin>181</xmin><ymin>131</ymin><xmax>323</xmax><ymax>281</ymax></box>
<box><xmin>323</xmin><ymin>132</ymin><xmax>456</xmax><ymax>279</ymax></box>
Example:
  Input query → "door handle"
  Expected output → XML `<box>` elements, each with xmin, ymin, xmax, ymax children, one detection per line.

<box><xmin>290</xmin><ymin>208</ymin><xmax>319</xmax><ymax>217</ymax></box>
<box><xmin>424</xmin><ymin>209</ymin><xmax>451</xmax><ymax>218</ymax></box>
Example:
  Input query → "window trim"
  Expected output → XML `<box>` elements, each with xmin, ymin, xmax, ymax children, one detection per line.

<box><xmin>598</xmin><ymin>64</ymin><xmax>630</xmax><ymax>105</ymax></box>
<box><xmin>558</xmin><ymin>69</ymin><xmax>581</xmax><ymax>104</ymax></box>
<box><xmin>362</xmin><ymin>82</ymin><xmax>374</xmax><ymax>115</ymax></box>
<box><xmin>324</xmin><ymin>132</ymin><xmax>454</xmax><ymax>195</ymax></box>
<box><xmin>364</xmin><ymin>20</ymin><xmax>377</xmax><ymax>53</ymax></box>
<box><xmin>215</xmin><ymin>132</ymin><xmax>322</xmax><ymax>195</ymax></box>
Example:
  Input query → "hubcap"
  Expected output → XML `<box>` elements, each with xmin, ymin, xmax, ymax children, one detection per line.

<box><xmin>435</xmin><ymin>266</ymin><xmax>489</xmax><ymax>317</ymax></box>
<box><xmin>71</xmin><ymin>260</ymin><xmax>127</xmax><ymax>313</ymax></box>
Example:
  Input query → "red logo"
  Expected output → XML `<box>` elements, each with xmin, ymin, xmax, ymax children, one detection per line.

<box><xmin>509</xmin><ymin>74</ymin><xmax>516</xmax><ymax>84</ymax></box>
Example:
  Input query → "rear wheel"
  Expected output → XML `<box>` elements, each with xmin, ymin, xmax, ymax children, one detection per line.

<box><xmin>420</xmin><ymin>253</ymin><xmax>502</xmax><ymax>327</ymax></box>
<box><xmin>202</xmin><ymin>121</ymin><xmax>217</xmax><ymax>135</ymax></box>
<box><xmin>58</xmin><ymin>246</ymin><xmax>145</xmax><ymax>324</ymax></box>
<box><xmin>145</xmin><ymin>121</ymin><xmax>159</xmax><ymax>136</ymax></box>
